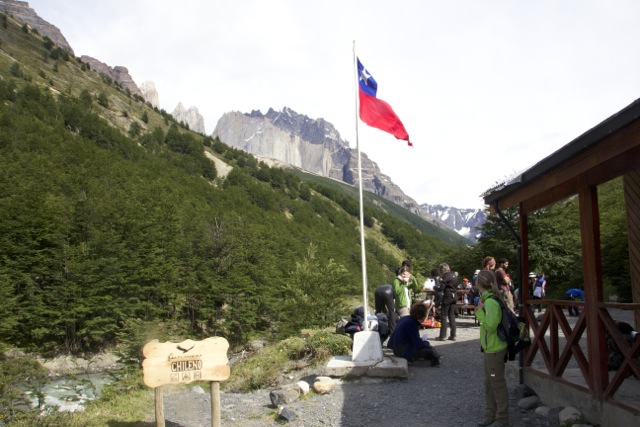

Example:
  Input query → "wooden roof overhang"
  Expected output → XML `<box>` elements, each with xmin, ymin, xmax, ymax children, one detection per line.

<box><xmin>481</xmin><ymin>98</ymin><xmax>640</xmax><ymax>409</ymax></box>
<box><xmin>483</xmin><ymin>97</ymin><xmax>640</xmax><ymax>213</ymax></box>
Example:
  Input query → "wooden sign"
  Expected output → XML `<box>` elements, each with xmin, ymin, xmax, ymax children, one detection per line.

<box><xmin>142</xmin><ymin>337</ymin><xmax>230</xmax><ymax>388</ymax></box>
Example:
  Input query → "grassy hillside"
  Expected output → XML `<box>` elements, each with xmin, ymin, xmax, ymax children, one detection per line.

<box><xmin>0</xmin><ymin>12</ymin><xmax>465</xmax><ymax>359</ymax></box>
<box><xmin>286</xmin><ymin>167</ymin><xmax>468</xmax><ymax>245</ymax></box>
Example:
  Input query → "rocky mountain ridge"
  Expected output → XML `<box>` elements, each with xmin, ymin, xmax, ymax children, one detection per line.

<box><xmin>421</xmin><ymin>203</ymin><xmax>487</xmax><ymax>242</ymax></box>
<box><xmin>2</xmin><ymin>0</ymin><xmax>483</xmax><ymax>240</ymax></box>
<box><xmin>172</xmin><ymin>103</ymin><xmax>206</xmax><ymax>134</ymax></box>
<box><xmin>79</xmin><ymin>55</ymin><xmax>142</xmax><ymax>97</ymax></box>
<box><xmin>0</xmin><ymin>1</ymin><xmax>202</xmax><ymax>131</ymax></box>
<box><xmin>139</xmin><ymin>81</ymin><xmax>160</xmax><ymax>108</ymax></box>
<box><xmin>213</xmin><ymin>107</ymin><xmax>485</xmax><ymax>241</ymax></box>
<box><xmin>0</xmin><ymin>0</ymin><xmax>73</xmax><ymax>55</ymax></box>
<box><xmin>213</xmin><ymin>108</ymin><xmax>428</xmax><ymax>215</ymax></box>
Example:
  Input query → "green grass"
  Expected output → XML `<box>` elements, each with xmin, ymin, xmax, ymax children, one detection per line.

<box><xmin>286</xmin><ymin>167</ymin><xmax>469</xmax><ymax>245</ymax></box>
<box><xmin>2</xmin><ymin>329</ymin><xmax>352</xmax><ymax>426</ymax></box>
<box><xmin>4</xmin><ymin>371</ymin><xmax>155</xmax><ymax>426</ymax></box>
<box><xmin>224</xmin><ymin>329</ymin><xmax>351</xmax><ymax>392</ymax></box>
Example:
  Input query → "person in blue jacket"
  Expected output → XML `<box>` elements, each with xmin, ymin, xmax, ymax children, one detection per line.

<box><xmin>564</xmin><ymin>287</ymin><xmax>585</xmax><ymax>316</ymax></box>
<box><xmin>387</xmin><ymin>303</ymin><xmax>441</xmax><ymax>366</ymax></box>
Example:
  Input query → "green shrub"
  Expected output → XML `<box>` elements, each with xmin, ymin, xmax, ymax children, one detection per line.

<box><xmin>305</xmin><ymin>330</ymin><xmax>352</xmax><ymax>360</ymax></box>
<box><xmin>224</xmin><ymin>330</ymin><xmax>351</xmax><ymax>392</ymax></box>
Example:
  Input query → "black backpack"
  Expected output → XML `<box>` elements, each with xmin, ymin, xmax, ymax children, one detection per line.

<box><xmin>488</xmin><ymin>295</ymin><xmax>528</xmax><ymax>360</ymax></box>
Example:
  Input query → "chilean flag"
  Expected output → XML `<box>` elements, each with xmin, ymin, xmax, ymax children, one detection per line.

<box><xmin>357</xmin><ymin>58</ymin><xmax>411</xmax><ymax>146</ymax></box>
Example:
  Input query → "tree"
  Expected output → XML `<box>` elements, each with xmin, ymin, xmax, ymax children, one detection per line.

<box><xmin>277</xmin><ymin>244</ymin><xmax>350</xmax><ymax>338</ymax></box>
<box><xmin>598</xmin><ymin>178</ymin><xmax>630</xmax><ymax>301</ymax></box>
<box><xmin>97</xmin><ymin>91</ymin><xmax>109</xmax><ymax>108</ymax></box>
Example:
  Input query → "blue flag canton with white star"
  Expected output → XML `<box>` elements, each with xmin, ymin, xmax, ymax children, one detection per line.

<box><xmin>357</xmin><ymin>59</ymin><xmax>378</xmax><ymax>97</ymax></box>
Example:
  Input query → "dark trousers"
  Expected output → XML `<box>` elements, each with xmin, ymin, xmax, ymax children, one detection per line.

<box><xmin>532</xmin><ymin>296</ymin><xmax>543</xmax><ymax>313</ymax></box>
<box><xmin>392</xmin><ymin>341</ymin><xmax>441</xmax><ymax>362</ymax></box>
<box><xmin>375</xmin><ymin>286</ymin><xmax>398</xmax><ymax>332</ymax></box>
<box><xmin>483</xmin><ymin>348</ymin><xmax>509</xmax><ymax>424</ymax></box>
<box><xmin>565</xmin><ymin>296</ymin><xmax>580</xmax><ymax>316</ymax></box>
<box><xmin>438</xmin><ymin>301</ymin><xmax>457</xmax><ymax>339</ymax></box>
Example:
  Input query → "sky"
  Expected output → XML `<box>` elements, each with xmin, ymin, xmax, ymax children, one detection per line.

<box><xmin>27</xmin><ymin>0</ymin><xmax>640</xmax><ymax>209</ymax></box>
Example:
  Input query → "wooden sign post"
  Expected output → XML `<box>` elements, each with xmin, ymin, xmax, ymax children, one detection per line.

<box><xmin>142</xmin><ymin>337</ymin><xmax>231</xmax><ymax>427</ymax></box>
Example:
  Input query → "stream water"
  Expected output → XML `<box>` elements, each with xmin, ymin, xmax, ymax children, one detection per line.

<box><xmin>24</xmin><ymin>372</ymin><xmax>115</xmax><ymax>412</ymax></box>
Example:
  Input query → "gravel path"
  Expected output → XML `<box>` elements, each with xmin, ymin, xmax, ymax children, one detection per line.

<box><xmin>161</xmin><ymin>316</ymin><xmax>550</xmax><ymax>427</ymax></box>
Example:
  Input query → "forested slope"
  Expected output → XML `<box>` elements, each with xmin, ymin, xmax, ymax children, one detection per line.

<box><xmin>0</xmin><ymin>14</ymin><xmax>461</xmax><ymax>355</ymax></box>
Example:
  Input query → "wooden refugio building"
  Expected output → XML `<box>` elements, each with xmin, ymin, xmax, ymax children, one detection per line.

<box><xmin>482</xmin><ymin>98</ymin><xmax>640</xmax><ymax>425</ymax></box>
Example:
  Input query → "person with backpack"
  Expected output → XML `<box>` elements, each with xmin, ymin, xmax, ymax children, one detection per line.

<box><xmin>430</xmin><ymin>268</ymin><xmax>443</xmax><ymax>309</ymax></box>
<box><xmin>435</xmin><ymin>263</ymin><xmax>458</xmax><ymax>341</ymax></box>
<box><xmin>474</xmin><ymin>269</ymin><xmax>509</xmax><ymax>427</ymax></box>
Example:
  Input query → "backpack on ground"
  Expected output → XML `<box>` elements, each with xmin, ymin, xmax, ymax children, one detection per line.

<box><xmin>488</xmin><ymin>295</ymin><xmax>530</xmax><ymax>360</ymax></box>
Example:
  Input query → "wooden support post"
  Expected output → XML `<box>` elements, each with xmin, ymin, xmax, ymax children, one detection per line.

<box><xmin>155</xmin><ymin>386</ymin><xmax>165</xmax><ymax>427</ymax></box>
<box><xmin>211</xmin><ymin>381</ymin><xmax>221</xmax><ymax>427</ymax></box>
<box><xmin>624</xmin><ymin>170</ymin><xmax>640</xmax><ymax>331</ymax></box>
<box><xmin>579</xmin><ymin>184</ymin><xmax>607</xmax><ymax>396</ymax></box>
<box><xmin>519</xmin><ymin>206</ymin><xmax>530</xmax><ymax>308</ymax></box>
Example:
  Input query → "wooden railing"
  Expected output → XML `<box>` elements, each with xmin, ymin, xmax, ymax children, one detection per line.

<box><xmin>522</xmin><ymin>299</ymin><xmax>640</xmax><ymax>402</ymax></box>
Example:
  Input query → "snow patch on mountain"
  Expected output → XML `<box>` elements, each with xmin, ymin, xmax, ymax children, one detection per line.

<box><xmin>420</xmin><ymin>204</ymin><xmax>487</xmax><ymax>242</ymax></box>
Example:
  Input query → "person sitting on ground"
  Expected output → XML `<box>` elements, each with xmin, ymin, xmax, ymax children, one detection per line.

<box><xmin>564</xmin><ymin>286</ymin><xmax>585</xmax><ymax>317</ymax></box>
<box><xmin>387</xmin><ymin>302</ymin><xmax>441</xmax><ymax>366</ymax></box>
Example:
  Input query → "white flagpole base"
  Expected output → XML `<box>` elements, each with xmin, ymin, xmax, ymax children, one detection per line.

<box><xmin>351</xmin><ymin>331</ymin><xmax>383</xmax><ymax>363</ymax></box>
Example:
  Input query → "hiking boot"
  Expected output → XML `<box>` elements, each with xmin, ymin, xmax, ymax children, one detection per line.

<box><xmin>447</xmin><ymin>336</ymin><xmax>456</xmax><ymax>341</ymax></box>
<box><xmin>477</xmin><ymin>420</ymin><xmax>495</xmax><ymax>427</ymax></box>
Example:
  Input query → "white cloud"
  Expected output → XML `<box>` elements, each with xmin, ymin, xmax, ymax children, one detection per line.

<box><xmin>29</xmin><ymin>0</ymin><xmax>640</xmax><ymax>208</ymax></box>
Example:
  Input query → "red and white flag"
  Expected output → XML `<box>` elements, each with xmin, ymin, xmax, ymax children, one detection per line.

<box><xmin>357</xmin><ymin>58</ymin><xmax>411</xmax><ymax>146</ymax></box>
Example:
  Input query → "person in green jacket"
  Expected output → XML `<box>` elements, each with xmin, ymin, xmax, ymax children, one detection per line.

<box><xmin>474</xmin><ymin>269</ymin><xmax>509</xmax><ymax>427</ymax></box>
<box><xmin>393</xmin><ymin>263</ymin><xmax>420</xmax><ymax>317</ymax></box>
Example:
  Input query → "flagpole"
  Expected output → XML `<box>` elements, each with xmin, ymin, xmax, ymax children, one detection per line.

<box><xmin>353</xmin><ymin>40</ymin><xmax>369</xmax><ymax>330</ymax></box>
